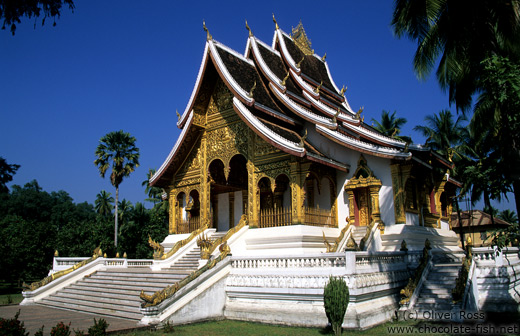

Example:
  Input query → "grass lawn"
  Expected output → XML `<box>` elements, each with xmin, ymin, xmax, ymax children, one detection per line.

<box><xmin>0</xmin><ymin>293</ymin><xmax>23</xmax><ymax>305</ymax></box>
<box><xmin>116</xmin><ymin>319</ymin><xmax>450</xmax><ymax>336</ymax></box>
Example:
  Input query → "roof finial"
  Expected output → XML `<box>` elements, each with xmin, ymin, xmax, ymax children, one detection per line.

<box><xmin>203</xmin><ymin>20</ymin><xmax>212</xmax><ymax>41</ymax></box>
<box><xmin>246</xmin><ymin>20</ymin><xmax>253</xmax><ymax>37</ymax></box>
<box><xmin>332</xmin><ymin>108</ymin><xmax>340</xmax><ymax>124</ymax></box>
<box><xmin>280</xmin><ymin>71</ymin><xmax>290</xmax><ymax>86</ymax></box>
<box><xmin>340</xmin><ymin>85</ymin><xmax>347</xmax><ymax>96</ymax></box>
<box><xmin>248</xmin><ymin>81</ymin><xmax>256</xmax><ymax>98</ymax></box>
<box><xmin>273</xmin><ymin>13</ymin><xmax>279</xmax><ymax>30</ymax></box>
<box><xmin>314</xmin><ymin>81</ymin><xmax>323</xmax><ymax>94</ymax></box>
<box><xmin>321</xmin><ymin>53</ymin><xmax>327</xmax><ymax>62</ymax></box>
<box><xmin>296</xmin><ymin>56</ymin><xmax>304</xmax><ymax>69</ymax></box>
<box><xmin>299</xmin><ymin>129</ymin><xmax>308</xmax><ymax>148</ymax></box>
<box><xmin>355</xmin><ymin>106</ymin><xmax>364</xmax><ymax>119</ymax></box>
<box><xmin>176</xmin><ymin>109</ymin><xmax>180</xmax><ymax>121</ymax></box>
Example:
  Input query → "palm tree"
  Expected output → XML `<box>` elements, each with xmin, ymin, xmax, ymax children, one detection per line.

<box><xmin>118</xmin><ymin>199</ymin><xmax>133</xmax><ymax>232</ymax></box>
<box><xmin>94</xmin><ymin>130</ymin><xmax>140</xmax><ymax>247</ymax></box>
<box><xmin>371</xmin><ymin>110</ymin><xmax>411</xmax><ymax>142</ymax></box>
<box><xmin>499</xmin><ymin>210</ymin><xmax>518</xmax><ymax>224</ymax></box>
<box><xmin>392</xmin><ymin>0</ymin><xmax>520</xmax><ymax>111</ymax></box>
<box><xmin>94</xmin><ymin>190</ymin><xmax>114</xmax><ymax>218</ymax></box>
<box><xmin>413</xmin><ymin>110</ymin><xmax>467</xmax><ymax>163</ymax></box>
<box><xmin>142</xmin><ymin>168</ymin><xmax>163</xmax><ymax>204</ymax></box>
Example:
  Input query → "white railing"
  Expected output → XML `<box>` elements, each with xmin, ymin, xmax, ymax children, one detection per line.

<box><xmin>232</xmin><ymin>253</ymin><xmax>346</xmax><ymax>269</ymax></box>
<box><xmin>473</xmin><ymin>247</ymin><xmax>520</xmax><ymax>266</ymax></box>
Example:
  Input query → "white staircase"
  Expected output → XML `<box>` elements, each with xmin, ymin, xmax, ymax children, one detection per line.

<box><xmin>351</xmin><ymin>226</ymin><xmax>367</xmax><ymax>247</ymax></box>
<box><xmin>37</xmin><ymin>245</ymin><xmax>203</xmax><ymax>320</ymax></box>
<box><xmin>414</xmin><ymin>253</ymin><xmax>463</xmax><ymax>314</ymax></box>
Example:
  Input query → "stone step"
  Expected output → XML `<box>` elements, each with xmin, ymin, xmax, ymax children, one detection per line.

<box><xmin>87</xmin><ymin>274</ymin><xmax>187</xmax><ymax>284</ymax></box>
<box><xmin>93</xmin><ymin>271</ymin><xmax>189</xmax><ymax>279</ymax></box>
<box><xmin>416</xmin><ymin>297</ymin><xmax>453</xmax><ymax>304</ymax></box>
<box><xmin>72</xmin><ymin>281</ymin><xmax>166</xmax><ymax>294</ymax></box>
<box><xmin>38</xmin><ymin>298</ymin><xmax>142</xmax><ymax>320</ymax></box>
<box><xmin>50</xmin><ymin>291</ymin><xmax>141</xmax><ymax>307</ymax></box>
<box><xmin>81</xmin><ymin>278</ymin><xmax>177</xmax><ymax>289</ymax></box>
<box><xmin>62</xmin><ymin>288</ymin><xmax>142</xmax><ymax>301</ymax></box>
<box><xmin>40</xmin><ymin>296</ymin><xmax>141</xmax><ymax>315</ymax></box>
<box><xmin>420</xmin><ymin>287</ymin><xmax>452</xmax><ymax>295</ymax></box>
<box><xmin>418</xmin><ymin>293</ymin><xmax>452</xmax><ymax>300</ymax></box>
<box><xmin>414</xmin><ymin>303</ymin><xmax>454</xmax><ymax>311</ymax></box>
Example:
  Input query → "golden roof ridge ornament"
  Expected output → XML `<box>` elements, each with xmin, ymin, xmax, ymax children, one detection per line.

<box><xmin>273</xmin><ymin>13</ymin><xmax>279</xmax><ymax>30</ymax></box>
<box><xmin>291</xmin><ymin>21</ymin><xmax>314</xmax><ymax>56</ymax></box>
<box><xmin>340</xmin><ymin>85</ymin><xmax>347</xmax><ymax>96</ymax></box>
<box><xmin>296</xmin><ymin>56</ymin><xmax>304</xmax><ymax>69</ymax></box>
<box><xmin>245</xmin><ymin>20</ymin><xmax>253</xmax><ymax>37</ymax></box>
<box><xmin>248</xmin><ymin>81</ymin><xmax>256</xmax><ymax>98</ymax></box>
<box><xmin>321</xmin><ymin>53</ymin><xmax>326</xmax><ymax>62</ymax></box>
<box><xmin>332</xmin><ymin>108</ymin><xmax>340</xmax><ymax>124</ymax></box>
<box><xmin>176</xmin><ymin>109</ymin><xmax>180</xmax><ymax>121</ymax></box>
<box><xmin>299</xmin><ymin>129</ymin><xmax>308</xmax><ymax>148</ymax></box>
<box><xmin>314</xmin><ymin>81</ymin><xmax>323</xmax><ymax>94</ymax></box>
<box><xmin>280</xmin><ymin>71</ymin><xmax>290</xmax><ymax>86</ymax></box>
<box><xmin>203</xmin><ymin>20</ymin><xmax>212</xmax><ymax>41</ymax></box>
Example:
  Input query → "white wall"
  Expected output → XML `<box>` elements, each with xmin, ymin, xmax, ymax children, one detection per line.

<box><xmin>306</xmin><ymin>123</ymin><xmax>397</xmax><ymax>228</ymax></box>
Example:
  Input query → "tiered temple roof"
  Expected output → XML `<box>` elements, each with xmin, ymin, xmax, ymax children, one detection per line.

<box><xmin>151</xmin><ymin>19</ymin><xmax>453</xmax><ymax>188</ymax></box>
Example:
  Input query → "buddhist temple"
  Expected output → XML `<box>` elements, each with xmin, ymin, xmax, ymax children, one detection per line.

<box><xmin>149</xmin><ymin>18</ymin><xmax>461</xmax><ymax>251</ymax></box>
<box><xmin>22</xmin><ymin>18</ymin><xmax>519</xmax><ymax>330</ymax></box>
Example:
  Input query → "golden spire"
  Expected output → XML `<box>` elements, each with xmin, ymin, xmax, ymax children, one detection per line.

<box><xmin>203</xmin><ymin>20</ymin><xmax>212</xmax><ymax>41</ymax></box>
<box><xmin>246</xmin><ymin>20</ymin><xmax>253</xmax><ymax>37</ymax></box>
<box><xmin>291</xmin><ymin>21</ymin><xmax>314</xmax><ymax>55</ymax></box>
<box><xmin>273</xmin><ymin>13</ymin><xmax>279</xmax><ymax>30</ymax></box>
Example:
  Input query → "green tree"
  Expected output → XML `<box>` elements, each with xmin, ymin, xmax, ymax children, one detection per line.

<box><xmin>371</xmin><ymin>110</ymin><xmax>411</xmax><ymax>142</ymax></box>
<box><xmin>458</xmin><ymin>125</ymin><xmax>510</xmax><ymax>220</ymax></box>
<box><xmin>413</xmin><ymin>109</ymin><xmax>467</xmax><ymax>163</ymax></box>
<box><xmin>498</xmin><ymin>210</ymin><xmax>518</xmax><ymax>224</ymax></box>
<box><xmin>323</xmin><ymin>276</ymin><xmax>349</xmax><ymax>336</ymax></box>
<box><xmin>391</xmin><ymin>0</ymin><xmax>520</xmax><ymax>111</ymax></box>
<box><xmin>142</xmin><ymin>168</ymin><xmax>163</xmax><ymax>204</ymax></box>
<box><xmin>94</xmin><ymin>130</ymin><xmax>140</xmax><ymax>248</ymax></box>
<box><xmin>473</xmin><ymin>55</ymin><xmax>520</xmax><ymax>216</ymax></box>
<box><xmin>94</xmin><ymin>190</ymin><xmax>114</xmax><ymax>218</ymax></box>
<box><xmin>0</xmin><ymin>0</ymin><xmax>75</xmax><ymax>35</ymax></box>
<box><xmin>0</xmin><ymin>156</ymin><xmax>20</xmax><ymax>193</ymax></box>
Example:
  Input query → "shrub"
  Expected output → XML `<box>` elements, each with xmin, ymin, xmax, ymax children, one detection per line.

<box><xmin>324</xmin><ymin>276</ymin><xmax>349</xmax><ymax>336</ymax></box>
<box><xmin>87</xmin><ymin>318</ymin><xmax>109</xmax><ymax>336</ymax></box>
<box><xmin>0</xmin><ymin>310</ymin><xmax>29</xmax><ymax>336</ymax></box>
<box><xmin>34</xmin><ymin>326</ymin><xmax>44</xmax><ymax>336</ymax></box>
<box><xmin>50</xmin><ymin>322</ymin><xmax>71</xmax><ymax>336</ymax></box>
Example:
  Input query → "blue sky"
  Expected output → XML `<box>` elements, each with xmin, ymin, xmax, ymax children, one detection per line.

<box><xmin>0</xmin><ymin>1</ymin><xmax>515</xmax><ymax>212</ymax></box>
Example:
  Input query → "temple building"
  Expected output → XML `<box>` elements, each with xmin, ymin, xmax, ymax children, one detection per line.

<box><xmin>26</xmin><ymin>19</ymin><xmax>518</xmax><ymax>330</ymax></box>
<box><xmin>150</xmin><ymin>19</ymin><xmax>461</xmax><ymax>252</ymax></box>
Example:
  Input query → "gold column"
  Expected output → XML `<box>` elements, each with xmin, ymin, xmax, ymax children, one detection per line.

<box><xmin>390</xmin><ymin>163</ymin><xmax>411</xmax><ymax>224</ymax></box>
<box><xmin>347</xmin><ymin>190</ymin><xmax>356</xmax><ymax>224</ymax></box>
<box><xmin>200</xmin><ymin>135</ymin><xmax>211</xmax><ymax>227</ymax></box>
<box><xmin>369</xmin><ymin>186</ymin><xmax>384</xmax><ymax>233</ymax></box>
<box><xmin>169</xmin><ymin>190</ymin><xmax>176</xmax><ymax>234</ymax></box>
<box><xmin>290</xmin><ymin>160</ymin><xmax>308</xmax><ymax>224</ymax></box>
<box><xmin>247</xmin><ymin>160</ymin><xmax>258</xmax><ymax>228</ymax></box>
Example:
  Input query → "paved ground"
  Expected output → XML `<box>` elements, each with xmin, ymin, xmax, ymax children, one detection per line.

<box><xmin>0</xmin><ymin>304</ymin><xmax>147</xmax><ymax>335</ymax></box>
